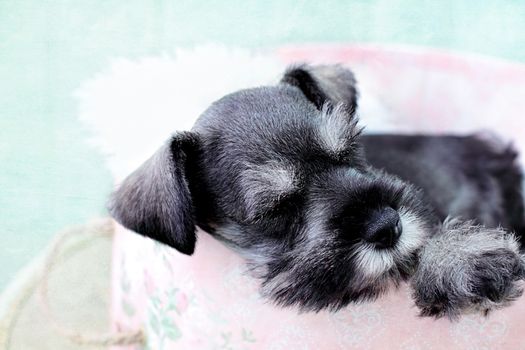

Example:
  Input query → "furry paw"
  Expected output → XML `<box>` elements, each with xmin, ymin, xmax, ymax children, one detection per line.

<box><xmin>411</xmin><ymin>219</ymin><xmax>524</xmax><ymax>319</ymax></box>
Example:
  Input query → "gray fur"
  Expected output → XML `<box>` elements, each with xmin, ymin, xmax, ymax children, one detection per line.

<box><xmin>306</xmin><ymin>64</ymin><xmax>359</xmax><ymax>109</ymax></box>
<box><xmin>109</xmin><ymin>133</ymin><xmax>199</xmax><ymax>254</ymax></box>
<box><xmin>318</xmin><ymin>103</ymin><xmax>362</xmax><ymax>155</ymax></box>
<box><xmin>412</xmin><ymin>218</ymin><xmax>524</xmax><ymax>319</ymax></box>
<box><xmin>109</xmin><ymin>63</ymin><xmax>525</xmax><ymax>318</ymax></box>
<box><xmin>240</xmin><ymin>161</ymin><xmax>299</xmax><ymax>221</ymax></box>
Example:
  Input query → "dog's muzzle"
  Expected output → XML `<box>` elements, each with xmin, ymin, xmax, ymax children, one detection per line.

<box><xmin>363</xmin><ymin>207</ymin><xmax>402</xmax><ymax>249</ymax></box>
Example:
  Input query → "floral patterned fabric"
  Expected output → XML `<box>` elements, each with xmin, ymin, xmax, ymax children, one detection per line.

<box><xmin>111</xmin><ymin>226</ymin><xmax>525</xmax><ymax>350</ymax></box>
<box><xmin>110</xmin><ymin>46</ymin><xmax>525</xmax><ymax>350</ymax></box>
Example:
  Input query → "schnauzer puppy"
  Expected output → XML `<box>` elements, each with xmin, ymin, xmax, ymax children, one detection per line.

<box><xmin>109</xmin><ymin>64</ymin><xmax>525</xmax><ymax>319</ymax></box>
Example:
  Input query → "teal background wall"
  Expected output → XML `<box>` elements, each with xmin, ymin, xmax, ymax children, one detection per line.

<box><xmin>2</xmin><ymin>0</ymin><xmax>525</xmax><ymax>290</ymax></box>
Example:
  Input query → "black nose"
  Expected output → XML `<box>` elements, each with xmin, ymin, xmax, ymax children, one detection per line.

<box><xmin>364</xmin><ymin>207</ymin><xmax>402</xmax><ymax>249</ymax></box>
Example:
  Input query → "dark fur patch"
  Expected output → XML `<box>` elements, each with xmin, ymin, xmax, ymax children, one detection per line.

<box><xmin>281</xmin><ymin>66</ymin><xmax>329</xmax><ymax>110</ymax></box>
<box><xmin>281</xmin><ymin>64</ymin><xmax>358</xmax><ymax>114</ymax></box>
<box><xmin>108</xmin><ymin>132</ymin><xmax>200</xmax><ymax>255</ymax></box>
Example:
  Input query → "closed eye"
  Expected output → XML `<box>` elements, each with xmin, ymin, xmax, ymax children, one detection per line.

<box><xmin>265</xmin><ymin>191</ymin><xmax>303</xmax><ymax>217</ymax></box>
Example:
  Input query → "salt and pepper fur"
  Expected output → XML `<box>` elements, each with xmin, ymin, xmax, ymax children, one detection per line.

<box><xmin>109</xmin><ymin>63</ymin><xmax>525</xmax><ymax>318</ymax></box>
<box><xmin>318</xmin><ymin>103</ymin><xmax>362</xmax><ymax>156</ymax></box>
<box><xmin>240</xmin><ymin>161</ymin><xmax>299</xmax><ymax>221</ymax></box>
<box><xmin>412</xmin><ymin>218</ymin><xmax>525</xmax><ymax>319</ymax></box>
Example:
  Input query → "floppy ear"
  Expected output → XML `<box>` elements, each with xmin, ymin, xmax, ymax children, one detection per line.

<box><xmin>108</xmin><ymin>132</ymin><xmax>200</xmax><ymax>255</ymax></box>
<box><xmin>281</xmin><ymin>64</ymin><xmax>358</xmax><ymax>112</ymax></box>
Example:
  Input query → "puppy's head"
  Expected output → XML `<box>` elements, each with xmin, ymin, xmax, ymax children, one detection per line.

<box><xmin>109</xmin><ymin>64</ymin><xmax>432</xmax><ymax>311</ymax></box>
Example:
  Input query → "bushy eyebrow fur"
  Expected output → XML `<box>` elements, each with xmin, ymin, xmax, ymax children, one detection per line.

<box><xmin>240</xmin><ymin>161</ymin><xmax>300</xmax><ymax>220</ymax></box>
<box><xmin>317</xmin><ymin>103</ymin><xmax>363</xmax><ymax>157</ymax></box>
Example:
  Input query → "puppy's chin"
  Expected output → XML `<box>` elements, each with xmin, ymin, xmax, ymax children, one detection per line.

<box><xmin>212</xmin><ymin>205</ymin><xmax>430</xmax><ymax>312</ymax></box>
<box><xmin>252</xmin><ymin>208</ymin><xmax>429</xmax><ymax>312</ymax></box>
<box><xmin>256</xmin><ymin>252</ymin><xmax>415</xmax><ymax>312</ymax></box>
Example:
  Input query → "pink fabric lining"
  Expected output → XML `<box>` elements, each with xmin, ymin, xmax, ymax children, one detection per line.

<box><xmin>111</xmin><ymin>45</ymin><xmax>525</xmax><ymax>350</ymax></box>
